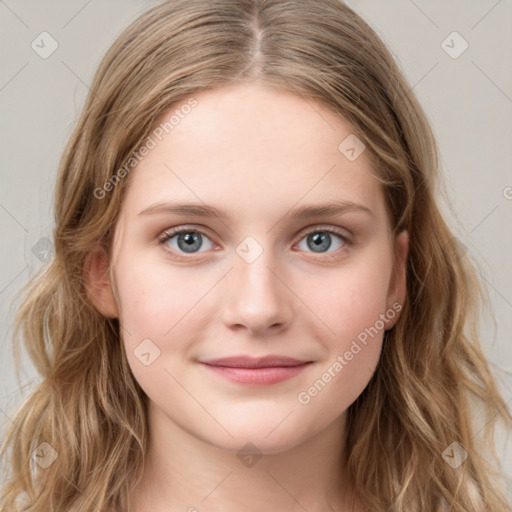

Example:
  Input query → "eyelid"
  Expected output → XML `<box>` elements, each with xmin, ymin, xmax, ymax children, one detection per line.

<box><xmin>157</xmin><ymin>224</ymin><xmax>217</xmax><ymax>247</ymax></box>
<box><xmin>297</xmin><ymin>224</ymin><xmax>353</xmax><ymax>242</ymax></box>
<box><xmin>158</xmin><ymin>224</ymin><xmax>213</xmax><ymax>238</ymax></box>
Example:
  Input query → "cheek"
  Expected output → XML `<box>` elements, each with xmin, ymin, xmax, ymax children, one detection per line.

<box><xmin>295</xmin><ymin>287</ymin><xmax>387</xmax><ymax>417</ymax></box>
<box><xmin>300</xmin><ymin>256</ymin><xmax>391</xmax><ymax>344</ymax></box>
<box><xmin>115</xmin><ymin>251</ymin><xmax>212</xmax><ymax>336</ymax></box>
<box><xmin>293</xmin><ymin>254</ymin><xmax>392</xmax><ymax>394</ymax></box>
<box><xmin>113</xmin><ymin>256</ymin><xmax>210</xmax><ymax>379</ymax></box>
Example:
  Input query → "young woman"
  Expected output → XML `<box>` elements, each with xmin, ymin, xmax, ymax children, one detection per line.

<box><xmin>1</xmin><ymin>1</ymin><xmax>510</xmax><ymax>511</ymax></box>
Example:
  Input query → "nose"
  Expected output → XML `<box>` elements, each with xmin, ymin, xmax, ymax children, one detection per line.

<box><xmin>220</xmin><ymin>247</ymin><xmax>294</xmax><ymax>336</ymax></box>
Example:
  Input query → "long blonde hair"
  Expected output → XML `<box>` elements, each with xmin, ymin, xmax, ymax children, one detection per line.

<box><xmin>1</xmin><ymin>1</ymin><xmax>511</xmax><ymax>510</ymax></box>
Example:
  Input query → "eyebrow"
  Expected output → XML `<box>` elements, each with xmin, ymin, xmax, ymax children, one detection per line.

<box><xmin>138</xmin><ymin>200</ymin><xmax>374</xmax><ymax>221</ymax></box>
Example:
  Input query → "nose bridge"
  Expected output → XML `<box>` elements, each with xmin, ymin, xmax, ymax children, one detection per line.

<box><xmin>221</xmin><ymin>234</ymin><xmax>292</xmax><ymax>332</ymax></box>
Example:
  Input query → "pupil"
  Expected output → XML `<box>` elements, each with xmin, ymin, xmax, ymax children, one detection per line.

<box><xmin>179</xmin><ymin>232</ymin><xmax>201</xmax><ymax>252</ymax></box>
<box><xmin>310</xmin><ymin>232</ymin><xmax>331</xmax><ymax>252</ymax></box>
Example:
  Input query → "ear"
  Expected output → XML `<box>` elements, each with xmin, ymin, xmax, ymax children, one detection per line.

<box><xmin>385</xmin><ymin>230</ymin><xmax>409</xmax><ymax>329</ymax></box>
<box><xmin>83</xmin><ymin>244</ymin><xmax>119</xmax><ymax>318</ymax></box>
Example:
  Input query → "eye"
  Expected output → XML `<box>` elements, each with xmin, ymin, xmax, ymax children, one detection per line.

<box><xmin>158</xmin><ymin>227</ymin><xmax>214</xmax><ymax>257</ymax></box>
<box><xmin>157</xmin><ymin>225</ymin><xmax>353</xmax><ymax>261</ymax></box>
<box><xmin>296</xmin><ymin>227</ymin><xmax>352</xmax><ymax>256</ymax></box>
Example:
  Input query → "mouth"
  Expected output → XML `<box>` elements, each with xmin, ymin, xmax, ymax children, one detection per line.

<box><xmin>198</xmin><ymin>355</ymin><xmax>313</xmax><ymax>386</ymax></box>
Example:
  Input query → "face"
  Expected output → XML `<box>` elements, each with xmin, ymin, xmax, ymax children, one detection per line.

<box><xmin>92</xmin><ymin>82</ymin><xmax>408</xmax><ymax>455</ymax></box>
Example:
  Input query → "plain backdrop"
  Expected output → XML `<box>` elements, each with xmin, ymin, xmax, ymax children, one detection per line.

<box><xmin>1</xmin><ymin>0</ymin><xmax>511</xmax><ymax>494</ymax></box>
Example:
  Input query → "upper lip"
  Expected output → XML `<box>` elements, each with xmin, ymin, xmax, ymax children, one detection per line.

<box><xmin>199</xmin><ymin>356</ymin><xmax>312</xmax><ymax>368</ymax></box>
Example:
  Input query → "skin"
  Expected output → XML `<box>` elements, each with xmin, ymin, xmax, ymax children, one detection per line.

<box><xmin>86</xmin><ymin>82</ymin><xmax>409</xmax><ymax>512</ymax></box>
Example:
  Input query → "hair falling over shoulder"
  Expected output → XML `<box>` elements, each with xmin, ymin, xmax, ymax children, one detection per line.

<box><xmin>1</xmin><ymin>1</ymin><xmax>511</xmax><ymax>510</ymax></box>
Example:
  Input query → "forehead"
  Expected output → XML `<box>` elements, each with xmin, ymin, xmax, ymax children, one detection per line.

<box><xmin>120</xmin><ymin>83</ymin><xmax>387</xmax><ymax>225</ymax></box>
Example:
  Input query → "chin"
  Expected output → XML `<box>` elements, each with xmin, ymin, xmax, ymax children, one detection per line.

<box><xmin>198</xmin><ymin>420</ymin><xmax>312</xmax><ymax>456</ymax></box>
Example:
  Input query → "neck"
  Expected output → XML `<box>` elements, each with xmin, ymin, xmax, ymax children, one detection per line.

<box><xmin>128</xmin><ymin>402</ymin><xmax>362</xmax><ymax>512</ymax></box>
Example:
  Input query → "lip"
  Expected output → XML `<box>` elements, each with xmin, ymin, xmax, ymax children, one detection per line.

<box><xmin>201</xmin><ymin>355</ymin><xmax>311</xmax><ymax>368</ymax></box>
<box><xmin>199</xmin><ymin>356</ymin><xmax>313</xmax><ymax>386</ymax></box>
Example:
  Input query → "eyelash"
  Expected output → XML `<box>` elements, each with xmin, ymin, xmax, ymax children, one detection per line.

<box><xmin>157</xmin><ymin>225</ymin><xmax>353</xmax><ymax>262</ymax></box>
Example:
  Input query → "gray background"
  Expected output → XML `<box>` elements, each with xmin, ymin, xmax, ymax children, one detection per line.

<box><xmin>1</xmin><ymin>0</ymin><xmax>511</xmax><ymax>493</ymax></box>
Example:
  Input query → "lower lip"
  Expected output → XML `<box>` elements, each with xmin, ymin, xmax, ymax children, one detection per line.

<box><xmin>200</xmin><ymin>363</ymin><xmax>312</xmax><ymax>385</ymax></box>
